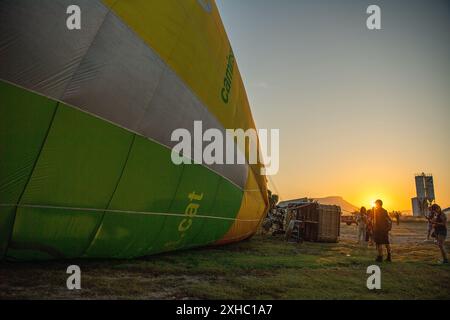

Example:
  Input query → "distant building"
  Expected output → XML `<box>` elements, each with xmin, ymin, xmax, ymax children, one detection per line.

<box><xmin>411</xmin><ymin>197</ymin><xmax>423</xmax><ymax>217</ymax></box>
<box><xmin>412</xmin><ymin>173</ymin><xmax>435</xmax><ymax>217</ymax></box>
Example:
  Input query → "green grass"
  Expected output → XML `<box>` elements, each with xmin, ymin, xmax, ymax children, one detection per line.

<box><xmin>0</xmin><ymin>222</ymin><xmax>449</xmax><ymax>299</ymax></box>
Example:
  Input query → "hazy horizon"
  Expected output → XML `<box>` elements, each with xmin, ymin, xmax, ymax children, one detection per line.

<box><xmin>216</xmin><ymin>0</ymin><xmax>450</xmax><ymax>211</ymax></box>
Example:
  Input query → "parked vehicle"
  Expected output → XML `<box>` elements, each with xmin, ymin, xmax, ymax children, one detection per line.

<box><xmin>341</xmin><ymin>214</ymin><xmax>356</xmax><ymax>226</ymax></box>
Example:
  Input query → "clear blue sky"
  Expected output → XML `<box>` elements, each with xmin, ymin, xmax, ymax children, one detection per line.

<box><xmin>216</xmin><ymin>0</ymin><xmax>450</xmax><ymax>210</ymax></box>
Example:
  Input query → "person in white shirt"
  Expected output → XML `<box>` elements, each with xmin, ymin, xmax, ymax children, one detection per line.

<box><xmin>356</xmin><ymin>207</ymin><xmax>367</xmax><ymax>244</ymax></box>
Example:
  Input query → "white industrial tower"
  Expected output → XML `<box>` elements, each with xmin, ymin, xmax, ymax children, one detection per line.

<box><xmin>411</xmin><ymin>173</ymin><xmax>435</xmax><ymax>217</ymax></box>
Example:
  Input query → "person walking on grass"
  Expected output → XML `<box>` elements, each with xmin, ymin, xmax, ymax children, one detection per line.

<box><xmin>430</xmin><ymin>204</ymin><xmax>448</xmax><ymax>264</ymax></box>
<box><xmin>373</xmin><ymin>199</ymin><xmax>392</xmax><ymax>262</ymax></box>
<box><xmin>356</xmin><ymin>207</ymin><xmax>367</xmax><ymax>244</ymax></box>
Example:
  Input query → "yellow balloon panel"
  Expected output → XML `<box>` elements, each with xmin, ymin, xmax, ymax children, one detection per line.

<box><xmin>104</xmin><ymin>0</ymin><xmax>269</xmax><ymax>243</ymax></box>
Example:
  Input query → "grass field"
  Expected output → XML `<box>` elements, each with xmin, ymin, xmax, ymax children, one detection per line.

<box><xmin>0</xmin><ymin>221</ymin><xmax>449</xmax><ymax>299</ymax></box>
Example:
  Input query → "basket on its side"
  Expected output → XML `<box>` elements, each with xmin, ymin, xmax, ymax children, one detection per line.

<box><xmin>317</xmin><ymin>205</ymin><xmax>341</xmax><ymax>243</ymax></box>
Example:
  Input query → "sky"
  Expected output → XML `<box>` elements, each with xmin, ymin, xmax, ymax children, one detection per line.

<box><xmin>216</xmin><ymin>0</ymin><xmax>450</xmax><ymax>211</ymax></box>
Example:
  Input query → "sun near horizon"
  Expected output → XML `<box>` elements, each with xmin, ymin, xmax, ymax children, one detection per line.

<box><xmin>218</xmin><ymin>0</ymin><xmax>450</xmax><ymax>212</ymax></box>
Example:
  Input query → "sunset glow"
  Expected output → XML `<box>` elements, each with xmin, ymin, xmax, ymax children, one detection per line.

<box><xmin>218</xmin><ymin>1</ymin><xmax>450</xmax><ymax>211</ymax></box>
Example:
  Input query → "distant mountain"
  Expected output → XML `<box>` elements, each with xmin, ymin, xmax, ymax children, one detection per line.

<box><xmin>313</xmin><ymin>196</ymin><xmax>359</xmax><ymax>214</ymax></box>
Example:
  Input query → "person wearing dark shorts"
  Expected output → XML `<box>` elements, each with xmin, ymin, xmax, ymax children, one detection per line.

<box><xmin>373</xmin><ymin>199</ymin><xmax>392</xmax><ymax>262</ymax></box>
<box><xmin>431</xmin><ymin>204</ymin><xmax>448</xmax><ymax>264</ymax></box>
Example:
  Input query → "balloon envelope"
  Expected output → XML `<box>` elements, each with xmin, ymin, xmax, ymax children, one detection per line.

<box><xmin>0</xmin><ymin>0</ymin><xmax>268</xmax><ymax>260</ymax></box>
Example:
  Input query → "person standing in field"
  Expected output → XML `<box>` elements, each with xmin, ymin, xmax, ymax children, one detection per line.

<box><xmin>366</xmin><ymin>208</ymin><xmax>374</xmax><ymax>246</ymax></box>
<box><xmin>356</xmin><ymin>207</ymin><xmax>367</xmax><ymax>244</ymax></box>
<box><xmin>395</xmin><ymin>211</ymin><xmax>401</xmax><ymax>225</ymax></box>
<box><xmin>430</xmin><ymin>204</ymin><xmax>448</xmax><ymax>264</ymax></box>
<box><xmin>426</xmin><ymin>208</ymin><xmax>436</xmax><ymax>241</ymax></box>
<box><xmin>373</xmin><ymin>199</ymin><xmax>392</xmax><ymax>262</ymax></box>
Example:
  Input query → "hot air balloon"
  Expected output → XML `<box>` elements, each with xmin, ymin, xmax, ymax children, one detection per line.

<box><xmin>0</xmin><ymin>0</ymin><xmax>268</xmax><ymax>260</ymax></box>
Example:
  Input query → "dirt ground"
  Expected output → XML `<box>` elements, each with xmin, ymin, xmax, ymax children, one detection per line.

<box><xmin>0</xmin><ymin>221</ymin><xmax>449</xmax><ymax>300</ymax></box>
